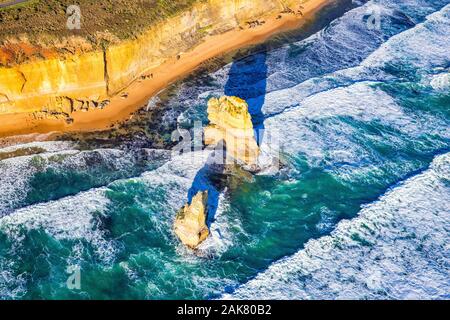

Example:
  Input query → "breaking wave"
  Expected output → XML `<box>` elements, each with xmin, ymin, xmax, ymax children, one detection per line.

<box><xmin>225</xmin><ymin>152</ymin><xmax>450</xmax><ymax>300</ymax></box>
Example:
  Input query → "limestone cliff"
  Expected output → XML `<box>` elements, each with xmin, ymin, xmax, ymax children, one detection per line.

<box><xmin>0</xmin><ymin>0</ymin><xmax>304</xmax><ymax>120</ymax></box>
<box><xmin>174</xmin><ymin>191</ymin><xmax>209</xmax><ymax>249</ymax></box>
<box><xmin>205</xmin><ymin>96</ymin><xmax>260</xmax><ymax>167</ymax></box>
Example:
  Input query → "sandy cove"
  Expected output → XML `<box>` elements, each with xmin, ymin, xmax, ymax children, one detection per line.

<box><xmin>0</xmin><ymin>0</ymin><xmax>329</xmax><ymax>140</ymax></box>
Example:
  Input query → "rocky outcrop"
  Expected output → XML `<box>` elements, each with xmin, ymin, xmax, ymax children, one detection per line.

<box><xmin>0</xmin><ymin>0</ymin><xmax>302</xmax><ymax>120</ymax></box>
<box><xmin>205</xmin><ymin>96</ymin><xmax>260</xmax><ymax>167</ymax></box>
<box><xmin>174</xmin><ymin>191</ymin><xmax>210</xmax><ymax>249</ymax></box>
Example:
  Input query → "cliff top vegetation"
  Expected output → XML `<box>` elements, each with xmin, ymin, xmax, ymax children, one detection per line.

<box><xmin>0</xmin><ymin>0</ymin><xmax>200</xmax><ymax>46</ymax></box>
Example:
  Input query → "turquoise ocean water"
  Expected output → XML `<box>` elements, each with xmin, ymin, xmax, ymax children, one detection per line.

<box><xmin>0</xmin><ymin>0</ymin><xmax>449</xmax><ymax>299</ymax></box>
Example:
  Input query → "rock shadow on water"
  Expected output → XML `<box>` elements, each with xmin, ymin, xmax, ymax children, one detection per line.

<box><xmin>224</xmin><ymin>51</ymin><xmax>268</xmax><ymax>146</ymax></box>
<box><xmin>188</xmin><ymin>49</ymin><xmax>269</xmax><ymax>216</ymax></box>
<box><xmin>186</xmin><ymin>142</ymin><xmax>229</xmax><ymax>227</ymax></box>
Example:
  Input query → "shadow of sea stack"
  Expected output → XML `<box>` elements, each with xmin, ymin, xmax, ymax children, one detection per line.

<box><xmin>174</xmin><ymin>96</ymin><xmax>261</xmax><ymax>249</ymax></box>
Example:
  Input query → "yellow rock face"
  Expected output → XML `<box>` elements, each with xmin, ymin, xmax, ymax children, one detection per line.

<box><xmin>205</xmin><ymin>96</ymin><xmax>260</xmax><ymax>166</ymax></box>
<box><xmin>174</xmin><ymin>191</ymin><xmax>209</xmax><ymax>249</ymax></box>
<box><xmin>0</xmin><ymin>51</ymin><xmax>107</xmax><ymax>115</ymax></box>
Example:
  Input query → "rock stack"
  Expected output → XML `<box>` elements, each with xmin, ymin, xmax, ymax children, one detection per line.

<box><xmin>174</xmin><ymin>191</ymin><xmax>209</xmax><ymax>249</ymax></box>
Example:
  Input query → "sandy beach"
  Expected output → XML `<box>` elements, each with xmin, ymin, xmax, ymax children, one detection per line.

<box><xmin>0</xmin><ymin>0</ymin><xmax>329</xmax><ymax>139</ymax></box>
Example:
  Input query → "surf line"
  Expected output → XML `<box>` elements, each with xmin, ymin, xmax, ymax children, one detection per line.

<box><xmin>177</xmin><ymin>304</ymin><xmax>212</xmax><ymax>318</ymax></box>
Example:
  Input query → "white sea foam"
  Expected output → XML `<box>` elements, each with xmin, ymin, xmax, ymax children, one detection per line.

<box><xmin>0</xmin><ymin>149</ymin><xmax>79</xmax><ymax>216</ymax></box>
<box><xmin>263</xmin><ymin>3</ymin><xmax>449</xmax><ymax>117</ymax></box>
<box><xmin>0</xmin><ymin>266</ymin><xmax>26</xmax><ymax>299</ymax></box>
<box><xmin>153</xmin><ymin>150</ymin><xmax>212</xmax><ymax>182</ymax></box>
<box><xmin>197</xmin><ymin>193</ymin><xmax>237</xmax><ymax>255</ymax></box>
<box><xmin>363</xmin><ymin>4</ymin><xmax>450</xmax><ymax>70</ymax></box>
<box><xmin>0</xmin><ymin>188</ymin><xmax>108</xmax><ymax>238</ymax></box>
<box><xmin>0</xmin><ymin>149</ymin><xmax>213</xmax><ymax>265</ymax></box>
<box><xmin>224</xmin><ymin>153</ymin><xmax>450</xmax><ymax>300</ymax></box>
<box><xmin>238</xmin><ymin>2</ymin><xmax>450</xmax><ymax>121</ymax></box>
<box><xmin>0</xmin><ymin>186</ymin><xmax>118</xmax><ymax>265</ymax></box>
<box><xmin>429</xmin><ymin>71</ymin><xmax>450</xmax><ymax>91</ymax></box>
<box><xmin>260</xmin><ymin>82</ymin><xmax>449</xmax><ymax>168</ymax></box>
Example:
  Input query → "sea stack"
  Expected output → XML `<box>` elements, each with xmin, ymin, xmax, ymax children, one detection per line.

<box><xmin>174</xmin><ymin>191</ymin><xmax>209</xmax><ymax>249</ymax></box>
<box><xmin>204</xmin><ymin>96</ymin><xmax>260</xmax><ymax>167</ymax></box>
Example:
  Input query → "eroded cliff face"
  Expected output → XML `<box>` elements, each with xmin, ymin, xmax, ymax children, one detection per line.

<box><xmin>0</xmin><ymin>0</ymin><xmax>301</xmax><ymax>120</ymax></box>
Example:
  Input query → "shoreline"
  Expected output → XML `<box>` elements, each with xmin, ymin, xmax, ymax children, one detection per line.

<box><xmin>0</xmin><ymin>0</ymin><xmax>330</xmax><ymax>140</ymax></box>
